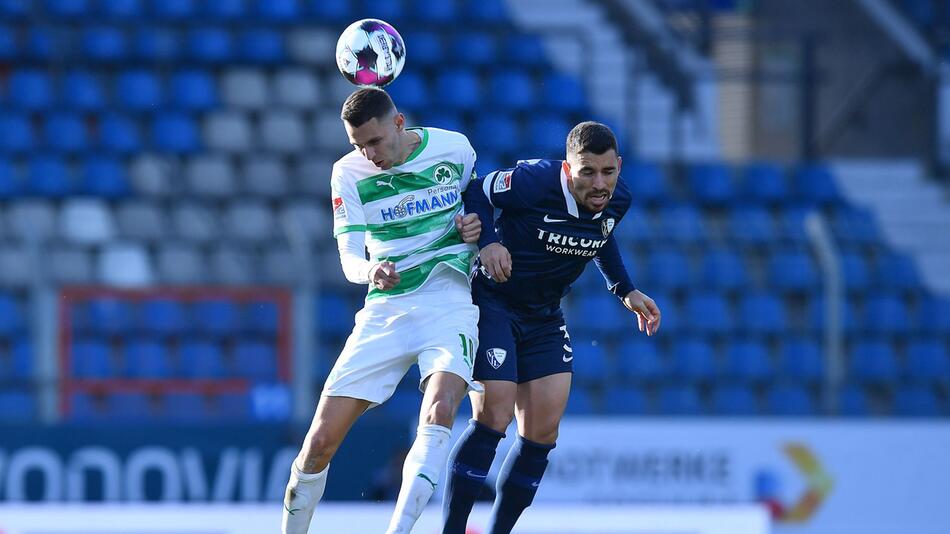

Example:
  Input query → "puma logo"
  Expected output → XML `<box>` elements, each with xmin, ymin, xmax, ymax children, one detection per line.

<box><xmin>377</xmin><ymin>176</ymin><xmax>396</xmax><ymax>189</ymax></box>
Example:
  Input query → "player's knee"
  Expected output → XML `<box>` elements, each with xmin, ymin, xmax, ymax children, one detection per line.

<box><xmin>474</xmin><ymin>402</ymin><xmax>514</xmax><ymax>433</ymax></box>
<box><xmin>300</xmin><ymin>432</ymin><xmax>339</xmax><ymax>470</ymax></box>
<box><xmin>422</xmin><ymin>397</ymin><xmax>458</xmax><ymax>426</ymax></box>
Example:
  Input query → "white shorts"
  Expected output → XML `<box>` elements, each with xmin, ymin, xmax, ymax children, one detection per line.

<box><xmin>322</xmin><ymin>270</ymin><xmax>481</xmax><ymax>406</ymax></box>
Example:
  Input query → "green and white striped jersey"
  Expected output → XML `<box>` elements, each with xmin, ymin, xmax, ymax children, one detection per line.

<box><xmin>331</xmin><ymin>127</ymin><xmax>478</xmax><ymax>299</ymax></box>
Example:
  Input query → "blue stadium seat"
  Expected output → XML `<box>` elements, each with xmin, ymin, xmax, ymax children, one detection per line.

<box><xmin>473</xmin><ymin>113</ymin><xmax>519</xmax><ymax>153</ymax></box>
<box><xmin>403</xmin><ymin>32</ymin><xmax>443</xmax><ymax>66</ymax></box>
<box><xmin>45</xmin><ymin>113</ymin><xmax>88</xmax><ymax>153</ymax></box>
<box><xmin>99</xmin><ymin>0</ymin><xmax>143</xmax><ymax>19</ymax></box>
<box><xmin>464</xmin><ymin>0</ymin><xmax>507</xmax><ymax>23</ymax></box>
<box><xmin>656</xmin><ymin>204</ymin><xmax>706</xmax><ymax>244</ymax></box>
<box><xmin>116</xmin><ymin>70</ymin><xmax>162</xmax><ymax>111</ymax></box>
<box><xmin>98</xmin><ymin>113</ymin><xmax>141</xmax><ymax>154</ymax></box>
<box><xmin>768</xmin><ymin>249</ymin><xmax>818</xmax><ymax>292</ymax></box>
<box><xmin>380</xmin><ymin>389</ymin><xmax>421</xmax><ymax>419</ymax></box>
<box><xmin>360</xmin><ymin>0</ymin><xmax>403</xmax><ymax>22</ymax></box>
<box><xmin>840</xmin><ymin>252</ymin><xmax>871</xmax><ymax>293</ymax></box>
<box><xmin>526</xmin><ymin>114</ymin><xmax>570</xmax><ymax>156</ymax></box>
<box><xmin>217</xmin><ymin>392</ymin><xmax>252</xmax><ymax>419</ymax></box>
<box><xmin>711</xmin><ymin>385</ymin><xmax>758</xmax><ymax>415</ymax></box>
<box><xmin>616</xmin><ymin>338</ymin><xmax>664</xmax><ymax>382</ymax></box>
<box><xmin>8</xmin><ymin>70</ymin><xmax>54</xmax><ymax>110</ymax></box>
<box><xmin>0</xmin><ymin>25</ymin><xmax>16</xmax><ymax>59</ymax></box>
<box><xmin>139</xmin><ymin>299</ymin><xmax>186</xmax><ymax>337</ymax></box>
<box><xmin>603</xmin><ymin>386</ymin><xmax>647</xmax><ymax>414</ymax></box>
<box><xmin>905</xmin><ymin>339</ymin><xmax>950</xmax><ymax>383</ymax></box>
<box><xmin>170</xmin><ymin>70</ymin><xmax>217</xmax><ymax>111</ymax></box>
<box><xmin>410</xmin><ymin>0</ymin><xmax>456</xmax><ymax>22</ymax></box>
<box><xmin>917</xmin><ymin>296</ymin><xmax>950</xmax><ymax>334</ymax></box>
<box><xmin>571</xmin><ymin>337</ymin><xmax>608</xmax><ymax>384</ymax></box>
<box><xmin>738</xmin><ymin>292</ymin><xmax>786</xmax><ymax>335</ymax></box>
<box><xmin>766</xmin><ymin>384</ymin><xmax>815</xmax><ymax>416</ymax></box>
<box><xmin>671</xmin><ymin>337</ymin><xmax>716</xmax><ymax>382</ymax></box>
<box><xmin>875</xmin><ymin>252</ymin><xmax>921</xmax><ymax>291</ymax></box>
<box><xmin>239</xmin><ymin>29</ymin><xmax>285</xmax><ymax>63</ymax></box>
<box><xmin>435</xmin><ymin>68</ymin><xmax>481</xmax><ymax>110</ymax></box>
<box><xmin>564</xmin><ymin>387</ymin><xmax>595</xmax><ymax>415</ymax></box>
<box><xmin>386</xmin><ymin>71</ymin><xmax>428</xmax><ymax>112</ymax></box>
<box><xmin>723</xmin><ymin>340</ymin><xmax>773</xmax><ymax>383</ymax></box>
<box><xmin>87</xmin><ymin>298</ymin><xmax>133</xmax><ymax>336</ymax></box>
<box><xmin>234</xmin><ymin>341</ymin><xmax>278</xmax><ymax>381</ymax></box>
<box><xmin>575</xmin><ymin>294</ymin><xmax>626</xmax><ymax>333</ymax></box>
<box><xmin>153</xmin><ymin>113</ymin><xmax>199</xmax><ymax>153</ymax></box>
<box><xmin>625</xmin><ymin>161</ymin><xmax>670</xmax><ymax>205</ymax></box>
<box><xmin>82</xmin><ymin>156</ymin><xmax>130</xmax><ymax>198</ymax></box>
<box><xmin>688</xmin><ymin>162</ymin><xmax>735</xmax><ymax>205</ymax></box>
<box><xmin>810</xmin><ymin>296</ymin><xmax>859</xmax><ymax>335</ymax></box>
<box><xmin>838</xmin><ymin>384</ymin><xmax>870</xmax><ymax>416</ymax></box>
<box><xmin>542</xmin><ymin>73</ymin><xmax>585</xmax><ymax>112</ymax></box>
<box><xmin>420</xmin><ymin>112</ymin><xmax>464</xmax><ymax>133</ymax></box>
<box><xmin>0</xmin><ymin>294</ymin><xmax>25</xmax><ymax>337</ymax></box>
<box><xmin>63</xmin><ymin>71</ymin><xmax>106</xmax><ymax>111</ymax></box>
<box><xmin>179</xmin><ymin>340</ymin><xmax>226</xmax><ymax>378</ymax></box>
<box><xmin>861</xmin><ymin>294</ymin><xmax>910</xmax><ymax>336</ymax></box>
<box><xmin>488</xmin><ymin>70</ymin><xmax>535</xmax><ymax>111</ymax></box>
<box><xmin>778</xmin><ymin>338</ymin><xmax>825</xmax><ymax>384</ymax></box>
<box><xmin>303</xmin><ymin>0</ymin><xmax>350</xmax><ymax>21</ymax></box>
<box><xmin>0</xmin><ymin>158</ymin><xmax>21</xmax><ymax>197</ymax></box>
<box><xmin>10</xmin><ymin>338</ymin><xmax>32</xmax><ymax>378</ymax></box>
<box><xmin>70</xmin><ymin>392</ymin><xmax>103</xmax><ymax>420</ymax></box>
<box><xmin>727</xmin><ymin>206</ymin><xmax>775</xmax><ymax>246</ymax></box>
<box><xmin>618</xmin><ymin>206</ymin><xmax>652</xmax><ymax>244</ymax></box>
<box><xmin>849</xmin><ymin>340</ymin><xmax>899</xmax><ymax>385</ymax></box>
<box><xmin>133</xmin><ymin>27</ymin><xmax>178</xmax><ymax>61</ymax></box>
<box><xmin>658</xmin><ymin>385</ymin><xmax>703</xmax><ymax>415</ymax></box>
<box><xmin>685</xmin><ymin>292</ymin><xmax>733</xmax><ymax>335</ymax></box>
<box><xmin>82</xmin><ymin>26</ymin><xmax>127</xmax><ymax>62</ymax></box>
<box><xmin>778</xmin><ymin>206</ymin><xmax>810</xmax><ymax>244</ymax></box>
<box><xmin>0</xmin><ymin>391</ymin><xmax>35</xmax><ymax>420</ymax></box>
<box><xmin>202</xmin><ymin>0</ymin><xmax>244</xmax><ymax>20</ymax></box>
<box><xmin>192</xmin><ymin>300</ymin><xmax>238</xmax><ymax>337</ymax></box>
<box><xmin>646</xmin><ymin>248</ymin><xmax>691</xmax><ymax>291</ymax></box>
<box><xmin>186</xmin><ymin>27</ymin><xmax>233</xmax><ymax>63</ymax></box>
<box><xmin>244</xmin><ymin>301</ymin><xmax>279</xmax><ymax>336</ymax></box>
<box><xmin>28</xmin><ymin>155</ymin><xmax>73</xmax><ymax>197</ymax></box>
<box><xmin>25</xmin><ymin>26</ymin><xmax>65</xmax><ymax>60</ymax></box>
<box><xmin>502</xmin><ymin>34</ymin><xmax>546</xmax><ymax>66</ymax></box>
<box><xmin>741</xmin><ymin>161</ymin><xmax>787</xmax><ymax>204</ymax></box>
<box><xmin>125</xmin><ymin>338</ymin><xmax>172</xmax><ymax>378</ymax></box>
<box><xmin>108</xmin><ymin>392</ymin><xmax>152</xmax><ymax>418</ymax></box>
<box><xmin>893</xmin><ymin>385</ymin><xmax>941</xmax><ymax>416</ymax></box>
<box><xmin>164</xmin><ymin>392</ymin><xmax>208</xmax><ymax>420</ymax></box>
<box><xmin>452</xmin><ymin>32</ymin><xmax>496</xmax><ymax>65</ymax></box>
<box><xmin>46</xmin><ymin>0</ymin><xmax>88</xmax><ymax>17</ymax></box>
<box><xmin>793</xmin><ymin>163</ymin><xmax>840</xmax><ymax>205</ymax></box>
<box><xmin>150</xmin><ymin>0</ymin><xmax>194</xmax><ymax>19</ymax></box>
<box><xmin>72</xmin><ymin>338</ymin><xmax>114</xmax><ymax>378</ymax></box>
<box><xmin>250</xmin><ymin>383</ymin><xmax>290</xmax><ymax>420</ymax></box>
<box><xmin>832</xmin><ymin>207</ymin><xmax>880</xmax><ymax>245</ymax></box>
<box><xmin>0</xmin><ymin>0</ymin><xmax>28</xmax><ymax>18</ymax></box>
<box><xmin>0</xmin><ymin>113</ymin><xmax>34</xmax><ymax>154</ymax></box>
<box><xmin>316</xmin><ymin>293</ymin><xmax>357</xmax><ymax>338</ymax></box>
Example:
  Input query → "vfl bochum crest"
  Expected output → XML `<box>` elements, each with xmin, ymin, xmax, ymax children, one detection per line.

<box><xmin>602</xmin><ymin>217</ymin><xmax>616</xmax><ymax>238</ymax></box>
<box><xmin>486</xmin><ymin>348</ymin><xmax>507</xmax><ymax>369</ymax></box>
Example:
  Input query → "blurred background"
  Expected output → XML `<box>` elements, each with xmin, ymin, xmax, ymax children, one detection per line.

<box><xmin>0</xmin><ymin>0</ymin><xmax>948</xmax><ymax>533</ymax></box>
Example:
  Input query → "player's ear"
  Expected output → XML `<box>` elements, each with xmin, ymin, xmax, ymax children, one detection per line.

<box><xmin>617</xmin><ymin>155</ymin><xmax>623</xmax><ymax>174</ymax></box>
<box><xmin>393</xmin><ymin>112</ymin><xmax>405</xmax><ymax>130</ymax></box>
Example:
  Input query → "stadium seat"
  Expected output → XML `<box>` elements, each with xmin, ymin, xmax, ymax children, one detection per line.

<box><xmin>527</xmin><ymin>114</ymin><xmax>571</xmax><ymax>156</ymax></box>
<box><xmin>777</xmin><ymin>338</ymin><xmax>824</xmax><ymax>384</ymax></box>
<box><xmin>192</xmin><ymin>299</ymin><xmax>239</xmax><ymax>337</ymax></box>
<box><xmin>153</xmin><ymin>113</ymin><xmax>200</xmax><ymax>153</ymax></box>
<box><xmin>72</xmin><ymin>338</ymin><xmax>114</xmax><ymax>378</ymax></box>
<box><xmin>685</xmin><ymin>292</ymin><xmax>733</xmax><ymax>335</ymax></box>
<box><xmin>138</xmin><ymin>299</ymin><xmax>186</xmax><ymax>337</ymax></box>
<box><xmin>778</xmin><ymin>207</ymin><xmax>810</xmax><ymax>244</ymax></box>
<box><xmin>0</xmin><ymin>158</ymin><xmax>21</xmax><ymax>198</ymax></box>
<box><xmin>7</xmin><ymin>200</ymin><xmax>57</xmax><ymax>242</ymax></box>
<box><xmin>616</xmin><ymin>338</ymin><xmax>664</xmax><ymax>382</ymax></box>
<box><xmin>875</xmin><ymin>252</ymin><xmax>922</xmax><ymax>291</ymax></box>
<box><xmin>542</xmin><ymin>72</ymin><xmax>586</xmax><ymax>112</ymax></box>
<box><xmin>741</xmin><ymin>161</ymin><xmax>787</xmax><ymax>204</ymax></box>
<box><xmin>48</xmin><ymin>246</ymin><xmax>95</xmax><ymax>284</ymax></box>
<box><xmin>273</xmin><ymin>69</ymin><xmax>320</xmax><ymax>109</ymax></box>
<box><xmin>131</xmin><ymin>155</ymin><xmax>180</xmax><ymax>196</ymax></box>
<box><xmin>99</xmin><ymin>0</ymin><xmax>144</xmax><ymax>19</ymax></box>
<box><xmin>63</xmin><ymin>71</ymin><xmax>105</xmax><ymax>110</ymax></box>
<box><xmin>571</xmin><ymin>337</ymin><xmax>608</xmax><ymax>384</ymax></box>
<box><xmin>244</xmin><ymin>301</ymin><xmax>279</xmax><ymax>337</ymax></box>
<box><xmin>108</xmin><ymin>392</ymin><xmax>152</xmax><ymax>419</ymax></box>
<box><xmin>723</xmin><ymin>340</ymin><xmax>773</xmax><ymax>383</ymax></box>
<box><xmin>0</xmin><ymin>294</ymin><xmax>25</xmax><ymax>337</ymax></box>
<box><xmin>0</xmin><ymin>0</ymin><xmax>28</xmax><ymax>18</ymax></box>
<box><xmin>85</xmin><ymin>298</ymin><xmax>133</xmax><ymax>336</ymax></box>
<box><xmin>603</xmin><ymin>386</ymin><xmax>647</xmax><ymax>414</ymax></box>
<box><xmin>917</xmin><ymin>295</ymin><xmax>950</xmax><ymax>334</ymax></box>
<box><xmin>832</xmin><ymin>207</ymin><xmax>881</xmax><ymax>245</ymax></box>
<box><xmin>239</xmin><ymin>29</ymin><xmax>285</xmax><ymax>64</ymax></box>
<box><xmin>184</xmin><ymin>155</ymin><xmax>236</xmax><ymax>197</ymax></box>
<box><xmin>905</xmin><ymin>339</ymin><xmax>950</xmax><ymax>383</ymax></box>
<box><xmin>225</xmin><ymin>201</ymin><xmax>276</xmax><ymax>243</ymax></box>
<box><xmin>60</xmin><ymin>199</ymin><xmax>116</xmax><ymax>245</ymax></box>
<box><xmin>793</xmin><ymin>163</ymin><xmax>840</xmax><ymax>205</ymax></box>
<box><xmin>262</xmin><ymin>246</ymin><xmax>298</xmax><ymax>285</ymax></box>
<box><xmin>8</xmin><ymin>70</ymin><xmax>54</xmax><ymax>110</ymax></box>
<box><xmin>656</xmin><ymin>205</ymin><xmax>707</xmax><ymax>244</ymax></box>
<box><xmin>98</xmin><ymin>113</ymin><xmax>142</xmax><ymax>154</ymax></box>
<box><xmin>849</xmin><ymin>341</ymin><xmax>899</xmax><ymax>385</ymax></box>
<box><xmin>164</xmin><ymin>393</ymin><xmax>209</xmax><ymax>421</ymax></box>
<box><xmin>0</xmin><ymin>25</ymin><xmax>15</xmax><ymax>60</ymax></box>
<box><xmin>464</xmin><ymin>0</ymin><xmax>507</xmax><ymax>22</ymax></box>
<box><xmin>204</xmin><ymin>111</ymin><xmax>252</xmax><ymax>153</ymax></box>
<box><xmin>809</xmin><ymin>296</ymin><xmax>859</xmax><ymax>335</ymax></box>
<box><xmin>727</xmin><ymin>206</ymin><xmax>776</xmax><ymax>246</ymax></box>
<box><xmin>186</xmin><ymin>27</ymin><xmax>233</xmax><ymax>63</ymax></box>
<box><xmin>380</xmin><ymin>389</ymin><xmax>422</xmax><ymax>419</ymax></box>
<box><xmin>304</xmin><ymin>0</ymin><xmax>351</xmax><ymax>21</ymax></box>
<box><xmin>837</xmin><ymin>384</ymin><xmax>870</xmax><ymax>416</ymax></box>
<box><xmin>0</xmin><ymin>246</ymin><xmax>32</xmax><ymax>286</ymax></box>
<box><xmin>316</xmin><ymin>293</ymin><xmax>358</xmax><ymax>338</ymax></box>
<box><xmin>768</xmin><ymin>249</ymin><xmax>818</xmax><ymax>292</ymax></box>
<box><xmin>452</xmin><ymin>32</ymin><xmax>496</xmax><ymax>66</ymax></box>
<box><xmin>242</xmin><ymin>155</ymin><xmax>289</xmax><ymax>198</ymax></box>
<box><xmin>766</xmin><ymin>384</ymin><xmax>815</xmax><ymax>416</ymax></box>
<box><xmin>157</xmin><ymin>244</ymin><xmax>205</xmax><ymax>284</ymax></box>
<box><xmin>234</xmin><ymin>341</ymin><xmax>278</xmax><ymax>381</ymax></box>
<box><xmin>625</xmin><ymin>161</ymin><xmax>670</xmax><ymax>205</ymax></box>
<box><xmin>0</xmin><ymin>391</ymin><xmax>35</xmax><ymax>420</ymax></box>
<box><xmin>124</xmin><ymin>338</ymin><xmax>172</xmax><ymax>378</ymax></box>
<box><xmin>203</xmin><ymin>0</ymin><xmax>245</xmax><ymax>20</ymax></box>
<box><xmin>10</xmin><ymin>338</ymin><xmax>32</xmax><ymax>378</ymax></box>
<box><xmin>150</xmin><ymin>0</ymin><xmax>194</xmax><ymax>19</ymax></box>
<box><xmin>564</xmin><ymin>387</ymin><xmax>596</xmax><ymax>415</ymax></box>
<box><xmin>210</xmin><ymin>245</ymin><xmax>257</xmax><ymax>285</ymax></box>
<box><xmin>403</xmin><ymin>31</ymin><xmax>443</xmax><ymax>66</ymax></box>
<box><xmin>410</xmin><ymin>0</ymin><xmax>456</xmax><ymax>22</ymax></box>
<box><xmin>617</xmin><ymin>206</ymin><xmax>652</xmax><ymax>245</ymax></box>
<box><xmin>861</xmin><ymin>294</ymin><xmax>910</xmax><ymax>336</ymax></box>
<box><xmin>502</xmin><ymin>34</ymin><xmax>546</xmax><ymax>66</ymax></box>
<box><xmin>658</xmin><ymin>385</ymin><xmax>703</xmax><ymax>415</ymax></box>
<box><xmin>840</xmin><ymin>252</ymin><xmax>871</xmax><ymax>293</ymax></box>
<box><xmin>671</xmin><ymin>337</ymin><xmax>716</xmax><ymax>383</ymax></box>
<box><xmin>97</xmin><ymin>243</ymin><xmax>153</xmax><ymax>286</ymax></box>
<box><xmin>473</xmin><ymin>113</ymin><xmax>520</xmax><ymax>153</ymax></box>
<box><xmin>893</xmin><ymin>385</ymin><xmax>941</xmax><ymax>416</ymax></box>
<box><xmin>435</xmin><ymin>69</ymin><xmax>481</xmax><ymax>111</ymax></box>
<box><xmin>28</xmin><ymin>155</ymin><xmax>74</xmax><ymax>197</ymax></box>
<box><xmin>688</xmin><ymin>162</ymin><xmax>735</xmax><ymax>205</ymax></box>
<box><xmin>0</xmin><ymin>113</ymin><xmax>34</xmax><ymax>154</ymax></box>
<box><xmin>25</xmin><ymin>26</ymin><xmax>60</xmax><ymax>61</ymax></box>
<box><xmin>46</xmin><ymin>0</ymin><xmax>89</xmax><ymax>17</ymax></box>
<box><xmin>70</xmin><ymin>392</ymin><xmax>103</xmax><ymax>420</ymax></box>
<box><xmin>133</xmin><ymin>27</ymin><xmax>178</xmax><ymax>61</ymax></box>
<box><xmin>489</xmin><ymin>70</ymin><xmax>535</xmax><ymax>111</ymax></box>
<box><xmin>711</xmin><ymin>385</ymin><xmax>758</xmax><ymax>415</ymax></box>
<box><xmin>738</xmin><ymin>292</ymin><xmax>786</xmax><ymax>335</ymax></box>
<box><xmin>82</xmin><ymin>26</ymin><xmax>127</xmax><ymax>62</ymax></box>
<box><xmin>170</xmin><ymin>70</ymin><xmax>217</xmax><ymax>111</ymax></box>
<box><xmin>179</xmin><ymin>340</ymin><xmax>226</xmax><ymax>378</ymax></box>
<box><xmin>82</xmin><ymin>156</ymin><xmax>130</xmax><ymax>198</ymax></box>
<box><xmin>217</xmin><ymin>392</ymin><xmax>252</xmax><ymax>419</ymax></box>
<box><xmin>259</xmin><ymin>111</ymin><xmax>305</xmax><ymax>154</ymax></box>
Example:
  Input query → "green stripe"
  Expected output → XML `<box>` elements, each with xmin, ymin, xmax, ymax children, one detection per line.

<box><xmin>356</xmin><ymin>161</ymin><xmax>465</xmax><ymax>204</ymax></box>
<box><xmin>367</xmin><ymin>252</ymin><xmax>473</xmax><ymax>299</ymax></box>
<box><xmin>366</xmin><ymin>205</ymin><xmax>459</xmax><ymax>241</ymax></box>
<box><xmin>333</xmin><ymin>224</ymin><xmax>366</xmax><ymax>237</ymax></box>
<box><xmin>375</xmin><ymin>227</ymin><xmax>464</xmax><ymax>262</ymax></box>
<box><xmin>402</xmin><ymin>128</ymin><xmax>428</xmax><ymax>165</ymax></box>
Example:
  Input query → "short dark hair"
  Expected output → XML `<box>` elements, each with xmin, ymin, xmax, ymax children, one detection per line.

<box><xmin>566</xmin><ymin>121</ymin><xmax>618</xmax><ymax>156</ymax></box>
<box><xmin>340</xmin><ymin>87</ymin><xmax>396</xmax><ymax>127</ymax></box>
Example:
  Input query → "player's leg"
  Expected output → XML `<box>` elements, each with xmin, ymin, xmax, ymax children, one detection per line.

<box><xmin>282</xmin><ymin>394</ymin><xmax>369</xmax><ymax>534</ymax></box>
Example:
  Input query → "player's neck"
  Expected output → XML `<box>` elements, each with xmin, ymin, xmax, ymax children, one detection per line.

<box><xmin>393</xmin><ymin>129</ymin><xmax>422</xmax><ymax>167</ymax></box>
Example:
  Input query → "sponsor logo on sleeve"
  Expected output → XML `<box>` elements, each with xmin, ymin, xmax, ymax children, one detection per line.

<box><xmin>492</xmin><ymin>171</ymin><xmax>512</xmax><ymax>194</ymax></box>
<box><xmin>332</xmin><ymin>196</ymin><xmax>346</xmax><ymax>219</ymax></box>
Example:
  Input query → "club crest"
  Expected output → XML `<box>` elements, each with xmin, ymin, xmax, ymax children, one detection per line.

<box><xmin>602</xmin><ymin>217</ymin><xmax>615</xmax><ymax>238</ymax></box>
<box><xmin>486</xmin><ymin>348</ymin><xmax>507</xmax><ymax>369</ymax></box>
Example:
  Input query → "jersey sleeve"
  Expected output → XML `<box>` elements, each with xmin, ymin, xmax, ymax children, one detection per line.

<box><xmin>458</xmin><ymin>135</ymin><xmax>477</xmax><ymax>192</ymax></box>
<box><xmin>594</xmin><ymin>235</ymin><xmax>637</xmax><ymax>298</ymax></box>
<box><xmin>330</xmin><ymin>164</ymin><xmax>366</xmax><ymax>238</ymax></box>
<box><xmin>481</xmin><ymin>163</ymin><xmax>543</xmax><ymax>211</ymax></box>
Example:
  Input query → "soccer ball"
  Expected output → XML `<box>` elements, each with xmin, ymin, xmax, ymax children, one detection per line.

<box><xmin>336</xmin><ymin>19</ymin><xmax>406</xmax><ymax>87</ymax></box>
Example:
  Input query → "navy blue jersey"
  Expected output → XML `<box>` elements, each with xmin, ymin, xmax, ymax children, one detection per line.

<box><xmin>464</xmin><ymin>159</ymin><xmax>635</xmax><ymax>312</ymax></box>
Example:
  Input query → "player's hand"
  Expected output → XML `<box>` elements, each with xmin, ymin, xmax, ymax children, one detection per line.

<box><xmin>455</xmin><ymin>213</ymin><xmax>481</xmax><ymax>244</ymax></box>
<box><xmin>369</xmin><ymin>261</ymin><xmax>400</xmax><ymax>290</ymax></box>
<box><xmin>479</xmin><ymin>243</ymin><xmax>512</xmax><ymax>283</ymax></box>
<box><xmin>623</xmin><ymin>290</ymin><xmax>661</xmax><ymax>336</ymax></box>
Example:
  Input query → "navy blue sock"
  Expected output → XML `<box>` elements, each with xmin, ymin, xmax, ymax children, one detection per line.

<box><xmin>442</xmin><ymin>420</ymin><xmax>505</xmax><ymax>534</ymax></box>
<box><xmin>486</xmin><ymin>436</ymin><xmax>555</xmax><ymax>534</ymax></box>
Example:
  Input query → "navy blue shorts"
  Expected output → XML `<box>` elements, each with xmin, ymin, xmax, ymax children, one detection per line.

<box><xmin>472</xmin><ymin>288</ymin><xmax>573</xmax><ymax>384</ymax></box>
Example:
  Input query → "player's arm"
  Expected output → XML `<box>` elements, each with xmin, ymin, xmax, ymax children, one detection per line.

<box><xmin>455</xmin><ymin>139</ymin><xmax>482</xmax><ymax>244</ymax></box>
<box><xmin>462</xmin><ymin>173</ymin><xmax>512</xmax><ymax>281</ymax></box>
<box><xmin>594</xmin><ymin>236</ymin><xmax>661</xmax><ymax>335</ymax></box>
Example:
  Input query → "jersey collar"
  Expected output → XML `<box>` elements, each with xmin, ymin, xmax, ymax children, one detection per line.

<box><xmin>559</xmin><ymin>161</ymin><xmax>603</xmax><ymax>220</ymax></box>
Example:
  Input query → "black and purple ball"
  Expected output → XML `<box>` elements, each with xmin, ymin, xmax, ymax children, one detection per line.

<box><xmin>336</xmin><ymin>19</ymin><xmax>406</xmax><ymax>87</ymax></box>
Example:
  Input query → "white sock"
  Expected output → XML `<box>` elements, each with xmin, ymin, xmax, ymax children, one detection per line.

<box><xmin>281</xmin><ymin>462</ymin><xmax>328</xmax><ymax>534</ymax></box>
<box><xmin>385</xmin><ymin>424</ymin><xmax>453</xmax><ymax>534</ymax></box>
